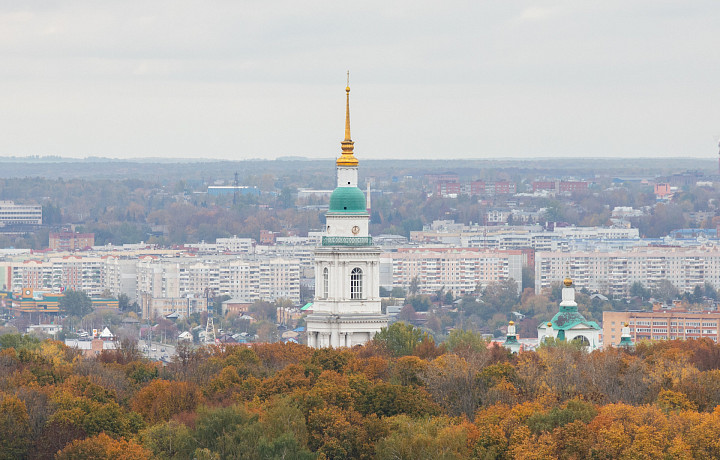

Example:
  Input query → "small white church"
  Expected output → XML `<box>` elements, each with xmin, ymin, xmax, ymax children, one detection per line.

<box><xmin>537</xmin><ymin>278</ymin><xmax>602</xmax><ymax>350</ymax></box>
<box><xmin>305</xmin><ymin>82</ymin><xmax>388</xmax><ymax>348</ymax></box>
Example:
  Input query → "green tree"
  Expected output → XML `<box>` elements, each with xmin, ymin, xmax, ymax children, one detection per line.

<box><xmin>0</xmin><ymin>333</ymin><xmax>40</xmax><ymax>351</ymax></box>
<box><xmin>408</xmin><ymin>276</ymin><xmax>420</xmax><ymax>295</ymax></box>
<box><xmin>391</xmin><ymin>287</ymin><xmax>407</xmax><ymax>298</ymax></box>
<box><xmin>60</xmin><ymin>289</ymin><xmax>93</xmax><ymax>317</ymax></box>
<box><xmin>373</xmin><ymin>322</ymin><xmax>427</xmax><ymax>357</ymax></box>
<box><xmin>629</xmin><ymin>281</ymin><xmax>651</xmax><ymax>300</ymax></box>
<box><xmin>482</xmin><ymin>279</ymin><xmax>519</xmax><ymax>312</ymax></box>
<box><xmin>653</xmin><ymin>279</ymin><xmax>679</xmax><ymax>304</ymax></box>
<box><xmin>522</xmin><ymin>266</ymin><xmax>535</xmax><ymax>291</ymax></box>
<box><xmin>445</xmin><ymin>329</ymin><xmax>488</xmax><ymax>354</ymax></box>
<box><xmin>140</xmin><ymin>420</ymin><xmax>196</xmax><ymax>460</ymax></box>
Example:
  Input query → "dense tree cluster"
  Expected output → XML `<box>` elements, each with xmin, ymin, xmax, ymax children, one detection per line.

<box><xmin>5</xmin><ymin>326</ymin><xmax>720</xmax><ymax>458</ymax></box>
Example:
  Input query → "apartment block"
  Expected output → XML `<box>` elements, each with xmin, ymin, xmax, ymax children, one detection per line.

<box><xmin>49</xmin><ymin>232</ymin><xmax>95</xmax><ymax>251</ymax></box>
<box><xmin>386</xmin><ymin>248</ymin><xmax>523</xmax><ymax>297</ymax></box>
<box><xmin>11</xmin><ymin>256</ymin><xmax>106</xmax><ymax>296</ymax></box>
<box><xmin>140</xmin><ymin>294</ymin><xmax>208</xmax><ymax>319</ymax></box>
<box><xmin>603</xmin><ymin>308</ymin><xmax>720</xmax><ymax>347</ymax></box>
<box><xmin>536</xmin><ymin>247</ymin><xmax>720</xmax><ymax>296</ymax></box>
<box><xmin>136</xmin><ymin>256</ymin><xmax>301</xmax><ymax>306</ymax></box>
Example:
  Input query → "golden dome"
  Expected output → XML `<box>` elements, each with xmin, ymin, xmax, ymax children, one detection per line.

<box><xmin>547</xmin><ymin>322</ymin><xmax>552</xmax><ymax>327</ymax></box>
<box><xmin>624</xmin><ymin>322</ymin><xmax>629</xmax><ymax>327</ymax></box>
<box><xmin>563</xmin><ymin>277</ymin><xmax>573</xmax><ymax>287</ymax></box>
<box><xmin>509</xmin><ymin>321</ymin><xmax>515</xmax><ymax>326</ymax></box>
<box><xmin>346</xmin><ymin>86</ymin><xmax>350</xmax><ymax>92</ymax></box>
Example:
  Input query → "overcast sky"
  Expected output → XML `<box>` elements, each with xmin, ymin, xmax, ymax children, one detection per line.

<box><xmin>1</xmin><ymin>1</ymin><xmax>719</xmax><ymax>160</ymax></box>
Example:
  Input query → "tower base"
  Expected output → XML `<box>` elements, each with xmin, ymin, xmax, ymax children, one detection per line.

<box><xmin>306</xmin><ymin>313</ymin><xmax>388</xmax><ymax>348</ymax></box>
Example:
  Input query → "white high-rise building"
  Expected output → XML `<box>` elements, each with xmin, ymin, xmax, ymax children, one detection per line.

<box><xmin>306</xmin><ymin>82</ymin><xmax>388</xmax><ymax>348</ymax></box>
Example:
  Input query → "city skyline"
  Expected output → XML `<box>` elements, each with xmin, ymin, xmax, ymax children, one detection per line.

<box><xmin>0</xmin><ymin>1</ymin><xmax>719</xmax><ymax>160</ymax></box>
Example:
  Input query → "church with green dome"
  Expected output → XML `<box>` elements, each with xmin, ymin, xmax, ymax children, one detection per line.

<box><xmin>538</xmin><ymin>278</ymin><xmax>602</xmax><ymax>350</ymax></box>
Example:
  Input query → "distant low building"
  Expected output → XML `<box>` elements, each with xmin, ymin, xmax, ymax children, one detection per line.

<box><xmin>49</xmin><ymin>232</ymin><xmax>95</xmax><ymax>251</ymax></box>
<box><xmin>207</xmin><ymin>185</ymin><xmax>259</xmax><ymax>196</ymax></box>
<box><xmin>0</xmin><ymin>201</ymin><xmax>42</xmax><ymax>226</ymax></box>
<box><xmin>65</xmin><ymin>337</ymin><xmax>118</xmax><ymax>357</ymax></box>
<box><xmin>221</xmin><ymin>298</ymin><xmax>252</xmax><ymax>316</ymax></box>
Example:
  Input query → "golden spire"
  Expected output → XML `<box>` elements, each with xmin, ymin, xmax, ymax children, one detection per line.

<box><xmin>337</xmin><ymin>71</ymin><xmax>358</xmax><ymax>167</ymax></box>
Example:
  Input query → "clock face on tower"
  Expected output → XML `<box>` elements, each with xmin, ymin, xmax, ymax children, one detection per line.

<box><xmin>352</xmin><ymin>225</ymin><xmax>360</xmax><ymax>235</ymax></box>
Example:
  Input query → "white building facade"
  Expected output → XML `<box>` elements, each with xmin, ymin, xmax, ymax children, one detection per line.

<box><xmin>387</xmin><ymin>248</ymin><xmax>523</xmax><ymax>297</ymax></box>
<box><xmin>535</xmin><ymin>247</ymin><xmax>720</xmax><ymax>296</ymax></box>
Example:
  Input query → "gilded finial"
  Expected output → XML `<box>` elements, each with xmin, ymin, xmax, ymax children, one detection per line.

<box><xmin>337</xmin><ymin>72</ymin><xmax>358</xmax><ymax>167</ymax></box>
<box><xmin>563</xmin><ymin>277</ymin><xmax>573</xmax><ymax>287</ymax></box>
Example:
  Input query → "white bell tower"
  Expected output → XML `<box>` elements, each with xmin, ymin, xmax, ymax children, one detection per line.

<box><xmin>306</xmin><ymin>77</ymin><xmax>388</xmax><ymax>348</ymax></box>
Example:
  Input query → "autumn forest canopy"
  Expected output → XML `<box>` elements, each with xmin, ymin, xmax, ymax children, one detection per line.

<box><xmin>3</xmin><ymin>325</ymin><xmax>720</xmax><ymax>459</ymax></box>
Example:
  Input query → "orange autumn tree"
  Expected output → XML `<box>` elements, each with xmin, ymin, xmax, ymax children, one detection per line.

<box><xmin>131</xmin><ymin>379</ymin><xmax>202</xmax><ymax>423</ymax></box>
<box><xmin>55</xmin><ymin>432</ymin><xmax>151</xmax><ymax>460</ymax></box>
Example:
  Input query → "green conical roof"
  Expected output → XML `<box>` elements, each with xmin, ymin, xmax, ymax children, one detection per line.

<box><xmin>328</xmin><ymin>186</ymin><xmax>367</xmax><ymax>213</ymax></box>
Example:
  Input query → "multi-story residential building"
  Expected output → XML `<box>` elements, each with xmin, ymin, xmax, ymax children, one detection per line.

<box><xmin>411</xmin><ymin>223</ymin><xmax>641</xmax><ymax>253</ymax></box>
<box><xmin>10</xmin><ymin>256</ymin><xmax>106</xmax><ymax>296</ymax></box>
<box><xmin>218</xmin><ymin>259</ymin><xmax>259</xmax><ymax>300</ymax></box>
<box><xmin>0</xmin><ymin>201</ymin><xmax>42</xmax><ymax>226</ymax></box>
<box><xmin>386</xmin><ymin>248</ymin><xmax>523</xmax><ymax>296</ymax></box>
<box><xmin>141</xmin><ymin>294</ymin><xmax>207</xmax><ymax>319</ymax></box>
<box><xmin>257</xmin><ymin>243</ymin><xmax>315</xmax><ymax>274</ymax></box>
<box><xmin>436</xmin><ymin>181</ymin><xmax>462</xmax><ymax>197</ymax></box>
<box><xmin>532</xmin><ymin>180</ymin><xmax>589</xmax><ymax>194</ymax></box>
<box><xmin>536</xmin><ymin>247</ymin><xmax>720</xmax><ymax>297</ymax></box>
<box><xmin>216</xmin><ymin>236</ymin><xmax>255</xmax><ymax>254</ymax></box>
<box><xmin>136</xmin><ymin>256</ymin><xmax>301</xmax><ymax>306</ymax></box>
<box><xmin>259</xmin><ymin>258</ymin><xmax>300</xmax><ymax>302</ymax></box>
<box><xmin>492</xmin><ymin>181</ymin><xmax>516</xmax><ymax>195</ymax></box>
<box><xmin>435</xmin><ymin>180</ymin><xmax>517</xmax><ymax>198</ymax></box>
<box><xmin>603</xmin><ymin>307</ymin><xmax>720</xmax><ymax>347</ymax></box>
<box><xmin>103</xmin><ymin>256</ymin><xmax>137</xmax><ymax>298</ymax></box>
<box><xmin>49</xmin><ymin>232</ymin><xmax>95</xmax><ymax>251</ymax></box>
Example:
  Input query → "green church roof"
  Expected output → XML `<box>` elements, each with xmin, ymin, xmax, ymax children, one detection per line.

<box><xmin>546</xmin><ymin>309</ymin><xmax>601</xmax><ymax>331</ymax></box>
<box><xmin>328</xmin><ymin>186</ymin><xmax>367</xmax><ymax>213</ymax></box>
